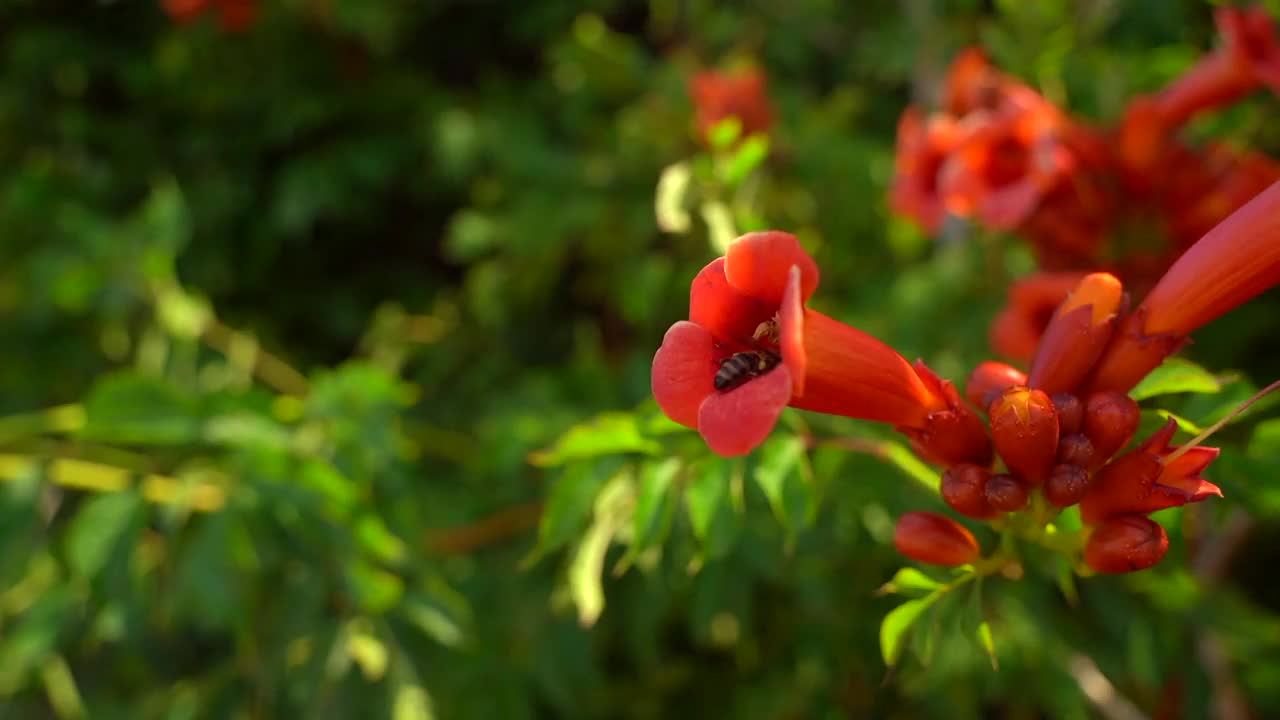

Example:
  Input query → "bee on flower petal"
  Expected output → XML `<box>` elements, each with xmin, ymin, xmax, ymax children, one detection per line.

<box><xmin>715</xmin><ymin>349</ymin><xmax>782</xmax><ymax>391</ymax></box>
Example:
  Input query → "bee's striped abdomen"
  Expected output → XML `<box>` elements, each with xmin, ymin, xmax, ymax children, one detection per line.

<box><xmin>714</xmin><ymin>350</ymin><xmax>781</xmax><ymax>391</ymax></box>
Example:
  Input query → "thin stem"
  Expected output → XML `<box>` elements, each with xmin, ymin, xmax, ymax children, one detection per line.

<box><xmin>1163</xmin><ymin>378</ymin><xmax>1280</xmax><ymax>464</ymax></box>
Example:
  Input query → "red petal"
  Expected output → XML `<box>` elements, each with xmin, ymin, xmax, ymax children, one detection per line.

<box><xmin>779</xmin><ymin>266</ymin><xmax>807</xmax><ymax>397</ymax></box>
<box><xmin>697</xmin><ymin>364</ymin><xmax>793</xmax><ymax>457</ymax></box>
<box><xmin>651</xmin><ymin>321</ymin><xmax>717</xmax><ymax>428</ymax></box>
<box><xmin>689</xmin><ymin>258</ymin><xmax>777</xmax><ymax>345</ymax></box>
<box><xmin>724</xmin><ymin>231</ymin><xmax>820</xmax><ymax>304</ymax></box>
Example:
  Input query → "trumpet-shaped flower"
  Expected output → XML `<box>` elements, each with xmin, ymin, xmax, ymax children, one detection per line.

<box><xmin>652</xmin><ymin>232</ymin><xmax>957</xmax><ymax>457</ymax></box>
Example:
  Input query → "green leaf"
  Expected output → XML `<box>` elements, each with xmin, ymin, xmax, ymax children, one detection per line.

<box><xmin>1249</xmin><ymin>418</ymin><xmax>1280</xmax><ymax>457</ymax></box>
<box><xmin>877</xmin><ymin>567</ymin><xmax>942</xmax><ymax>597</ymax></box>
<box><xmin>752</xmin><ymin>435</ymin><xmax>814</xmax><ymax>533</ymax></box>
<box><xmin>654</xmin><ymin>162</ymin><xmax>692</xmax><ymax>234</ymax></box>
<box><xmin>568</xmin><ymin>472</ymin><xmax>632</xmax><ymax>627</ymax></box>
<box><xmin>707</xmin><ymin>117</ymin><xmax>742</xmax><ymax>150</ymax></box>
<box><xmin>347</xmin><ymin>561</ymin><xmax>404</xmax><ymax>614</ymax></box>
<box><xmin>79</xmin><ymin>372</ymin><xmax>201</xmax><ymax>445</ymax></box>
<box><xmin>534</xmin><ymin>461</ymin><xmax>610</xmax><ymax>556</ymax></box>
<box><xmin>528</xmin><ymin>413</ymin><xmax>660</xmax><ymax>467</ymax></box>
<box><xmin>629</xmin><ymin>458</ymin><xmax>680</xmax><ymax>554</ymax></box>
<box><xmin>719</xmin><ymin>134</ymin><xmax>769</xmax><ymax>186</ymax></box>
<box><xmin>1155</xmin><ymin>409</ymin><xmax>1204</xmax><ymax>434</ymax></box>
<box><xmin>355</xmin><ymin>514</ymin><xmax>407</xmax><ymax>564</ymax></box>
<box><xmin>402</xmin><ymin>600</ymin><xmax>466</xmax><ymax>649</ymax></box>
<box><xmin>685</xmin><ymin>458</ymin><xmax>739</xmax><ymax>560</ymax></box>
<box><xmin>880</xmin><ymin>594</ymin><xmax>940</xmax><ymax>667</ymax></box>
<box><xmin>1129</xmin><ymin>358</ymin><xmax>1223</xmax><ymax>401</ymax></box>
<box><xmin>65</xmin><ymin>492</ymin><xmax>140</xmax><ymax>580</ymax></box>
<box><xmin>392</xmin><ymin>681</ymin><xmax>436</xmax><ymax>720</ymax></box>
<box><xmin>976</xmin><ymin>621</ymin><xmax>998</xmax><ymax>670</ymax></box>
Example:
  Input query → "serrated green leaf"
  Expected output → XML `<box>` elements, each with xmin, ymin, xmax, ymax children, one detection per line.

<box><xmin>65</xmin><ymin>492</ymin><xmax>140</xmax><ymax>580</ymax></box>
<box><xmin>630</xmin><ymin>458</ymin><xmax>680</xmax><ymax>553</ymax></box>
<box><xmin>878</xmin><ymin>567</ymin><xmax>942</xmax><ymax>597</ymax></box>
<box><xmin>753</xmin><ymin>435</ymin><xmax>813</xmax><ymax>532</ymax></box>
<box><xmin>528</xmin><ymin>413</ymin><xmax>660</xmax><ymax>467</ymax></box>
<box><xmin>1130</xmin><ymin>358</ymin><xmax>1223</xmax><ymax>401</ymax></box>
<box><xmin>880</xmin><ymin>594</ymin><xmax>939</xmax><ymax>667</ymax></box>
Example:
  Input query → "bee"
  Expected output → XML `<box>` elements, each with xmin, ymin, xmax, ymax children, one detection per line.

<box><xmin>714</xmin><ymin>349</ymin><xmax>782</xmax><ymax>391</ymax></box>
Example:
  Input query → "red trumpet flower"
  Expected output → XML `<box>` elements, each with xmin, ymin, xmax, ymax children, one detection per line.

<box><xmin>890</xmin><ymin>109</ymin><xmax>963</xmax><ymax>234</ymax></box>
<box><xmin>1080</xmin><ymin>419</ymin><xmax>1222</xmax><ymax>525</ymax></box>
<box><xmin>689</xmin><ymin>67</ymin><xmax>773</xmax><ymax>147</ymax></box>
<box><xmin>652</xmin><ymin>232</ymin><xmax>956</xmax><ymax>457</ymax></box>
<box><xmin>1086</xmin><ymin>179</ymin><xmax>1280</xmax><ymax>394</ymax></box>
<box><xmin>161</xmin><ymin>0</ymin><xmax>255</xmax><ymax>31</ymax></box>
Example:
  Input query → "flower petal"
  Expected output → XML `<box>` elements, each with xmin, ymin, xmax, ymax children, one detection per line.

<box><xmin>689</xmin><ymin>257</ymin><xmax>777</xmax><ymax>345</ymax></box>
<box><xmin>724</xmin><ymin>231</ymin><xmax>820</xmax><ymax>304</ymax></box>
<box><xmin>778</xmin><ymin>265</ymin><xmax>807</xmax><ymax>397</ymax></box>
<box><xmin>697</xmin><ymin>363</ymin><xmax>793</xmax><ymax>457</ymax></box>
<box><xmin>651</xmin><ymin>321</ymin><xmax>717</xmax><ymax>428</ymax></box>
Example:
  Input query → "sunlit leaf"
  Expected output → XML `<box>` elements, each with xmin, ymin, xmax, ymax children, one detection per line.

<box><xmin>1130</xmin><ymin>358</ymin><xmax>1223</xmax><ymax>400</ymax></box>
<box><xmin>655</xmin><ymin>163</ymin><xmax>692</xmax><ymax>234</ymax></box>
<box><xmin>880</xmin><ymin>593</ymin><xmax>939</xmax><ymax>667</ymax></box>
<box><xmin>79</xmin><ymin>372</ymin><xmax>201</xmax><ymax>445</ymax></box>
<box><xmin>568</xmin><ymin>471</ymin><xmax>631</xmax><ymax>627</ymax></box>
<box><xmin>528</xmin><ymin>413</ymin><xmax>660</xmax><ymax>467</ymax></box>
<box><xmin>684</xmin><ymin>457</ymin><xmax>739</xmax><ymax>560</ymax></box>
<box><xmin>708</xmin><ymin>117</ymin><xmax>742</xmax><ymax>150</ymax></box>
<box><xmin>392</xmin><ymin>681</ymin><xmax>436</xmax><ymax>720</ymax></box>
<box><xmin>976</xmin><ymin>621</ymin><xmax>998</xmax><ymax>671</ymax></box>
<box><xmin>877</xmin><ymin>567</ymin><xmax>942</xmax><ymax>597</ymax></box>
<box><xmin>65</xmin><ymin>492</ymin><xmax>140</xmax><ymax>580</ymax></box>
<box><xmin>719</xmin><ymin>134</ymin><xmax>769</xmax><ymax>186</ymax></box>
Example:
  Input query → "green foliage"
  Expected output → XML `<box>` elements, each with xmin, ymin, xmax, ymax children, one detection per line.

<box><xmin>0</xmin><ymin>1</ymin><xmax>1277</xmax><ymax>719</ymax></box>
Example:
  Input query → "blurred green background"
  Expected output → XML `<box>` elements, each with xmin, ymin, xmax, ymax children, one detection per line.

<box><xmin>3</xmin><ymin>1</ymin><xmax>1280</xmax><ymax>718</ymax></box>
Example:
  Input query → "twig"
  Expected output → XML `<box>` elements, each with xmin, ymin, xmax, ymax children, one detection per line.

<box><xmin>201</xmin><ymin>319</ymin><xmax>311</xmax><ymax>396</ymax></box>
<box><xmin>425</xmin><ymin>501</ymin><xmax>543</xmax><ymax>555</ymax></box>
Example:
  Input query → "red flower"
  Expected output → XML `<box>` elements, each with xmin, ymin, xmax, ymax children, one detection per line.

<box><xmin>989</xmin><ymin>271</ymin><xmax>1087</xmax><ymax>362</ymax></box>
<box><xmin>1151</xmin><ymin>6</ymin><xmax>1280</xmax><ymax>132</ymax></box>
<box><xmin>1026</xmin><ymin>272</ymin><xmax>1124</xmax><ymax>396</ymax></box>
<box><xmin>1084</xmin><ymin>515</ymin><xmax>1169</xmax><ymax>574</ymax></box>
<box><xmin>890</xmin><ymin>108</ymin><xmax>963</xmax><ymax>233</ymax></box>
<box><xmin>938</xmin><ymin>96</ymin><xmax>1075</xmax><ymax>230</ymax></box>
<box><xmin>1079</xmin><ymin>419</ymin><xmax>1222</xmax><ymax>525</ymax></box>
<box><xmin>689</xmin><ymin>68</ymin><xmax>773</xmax><ymax>147</ymax></box>
<box><xmin>651</xmin><ymin>232</ymin><xmax>951</xmax><ymax>457</ymax></box>
<box><xmin>1086</xmin><ymin>179</ymin><xmax>1280</xmax><ymax>394</ymax></box>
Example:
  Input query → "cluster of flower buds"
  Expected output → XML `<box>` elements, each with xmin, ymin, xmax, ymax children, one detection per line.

<box><xmin>161</xmin><ymin>0</ymin><xmax>256</xmax><ymax>32</ymax></box>
<box><xmin>653</xmin><ymin>176</ymin><xmax>1280</xmax><ymax>576</ymax></box>
<box><xmin>891</xmin><ymin>6</ymin><xmax>1280</xmax><ymax>308</ymax></box>
<box><xmin>687</xmin><ymin>67</ymin><xmax>773</xmax><ymax>148</ymax></box>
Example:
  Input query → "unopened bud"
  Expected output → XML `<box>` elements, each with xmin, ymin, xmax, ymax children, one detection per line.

<box><xmin>1044</xmin><ymin>464</ymin><xmax>1091</xmax><ymax>508</ymax></box>
<box><xmin>1051</xmin><ymin>393</ymin><xmax>1083</xmax><ymax>435</ymax></box>
<box><xmin>1084</xmin><ymin>514</ymin><xmax>1168</xmax><ymax>574</ymax></box>
<box><xmin>1082</xmin><ymin>391</ymin><xmax>1140</xmax><ymax>465</ymax></box>
<box><xmin>1027</xmin><ymin>273</ymin><xmax>1124</xmax><ymax>395</ymax></box>
<box><xmin>1056</xmin><ymin>433</ymin><xmax>1094</xmax><ymax>467</ymax></box>
<box><xmin>966</xmin><ymin>361</ymin><xmax>1029</xmax><ymax>412</ymax></box>
<box><xmin>985</xmin><ymin>473</ymin><xmax>1029</xmax><ymax>513</ymax></box>
<box><xmin>941</xmin><ymin>463</ymin><xmax>998</xmax><ymax>519</ymax></box>
<box><xmin>893</xmin><ymin>511</ymin><xmax>981</xmax><ymax>567</ymax></box>
<box><xmin>990</xmin><ymin>387</ymin><xmax>1059</xmax><ymax>483</ymax></box>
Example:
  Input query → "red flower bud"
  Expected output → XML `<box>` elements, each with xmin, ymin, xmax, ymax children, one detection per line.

<box><xmin>1056</xmin><ymin>433</ymin><xmax>1094</xmax><ymax>467</ymax></box>
<box><xmin>902</xmin><ymin>361</ymin><xmax>994</xmax><ymax>467</ymax></box>
<box><xmin>985</xmin><ymin>473</ymin><xmax>1029</xmax><ymax>513</ymax></box>
<box><xmin>1044</xmin><ymin>463</ymin><xmax>1091</xmax><ymax>508</ymax></box>
<box><xmin>1051</xmin><ymin>392</ymin><xmax>1083</xmax><ymax>435</ymax></box>
<box><xmin>1084</xmin><ymin>515</ymin><xmax>1169</xmax><ymax>574</ymax></box>
<box><xmin>1082</xmin><ymin>391</ymin><xmax>1140</xmax><ymax>466</ymax></box>
<box><xmin>1028</xmin><ymin>273</ymin><xmax>1124</xmax><ymax>395</ymax></box>
<box><xmin>894</xmin><ymin>511</ymin><xmax>981</xmax><ymax>567</ymax></box>
<box><xmin>966</xmin><ymin>361</ymin><xmax>1028</xmax><ymax>412</ymax></box>
<box><xmin>990</xmin><ymin>387</ymin><xmax>1059</xmax><ymax>483</ymax></box>
<box><xmin>941</xmin><ymin>463</ymin><xmax>998</xmax><ymax>519</ymax></box>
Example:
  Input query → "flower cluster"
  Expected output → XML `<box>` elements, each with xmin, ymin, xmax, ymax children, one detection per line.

<box><xmin>161</xmin><ymin>0</ymin><xmax>256</xmax><ymax>32</ymax></box>
<box><xmin>653</xmin><ymin>178</ymin><xmax>1280</xmax><ymax>575</ymax></box>
<box><xmin>892</xmin><ymin>6</ymin><xmax>1280</xmax><ymax>306</ymax></box>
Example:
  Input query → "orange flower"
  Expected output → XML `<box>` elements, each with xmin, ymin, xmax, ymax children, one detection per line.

<box><xmin>1026</xmin><ymin>273</ymin><xmax>1124</xmax><ymax>395</ymax></box>
<box><xmin>1080</xmin><ymin>420</ymin><xmax>1222</xmax><ymax>525</ymax></box>
<box><xmin>1086</xmin><ymin>179</ymin><xmax>1280</xmax><ymax>394</ymax></box>
<box><xmin>688</xmin><ymin>67</ymin><xmax>773</xmax><ymax>147</ymax></box>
